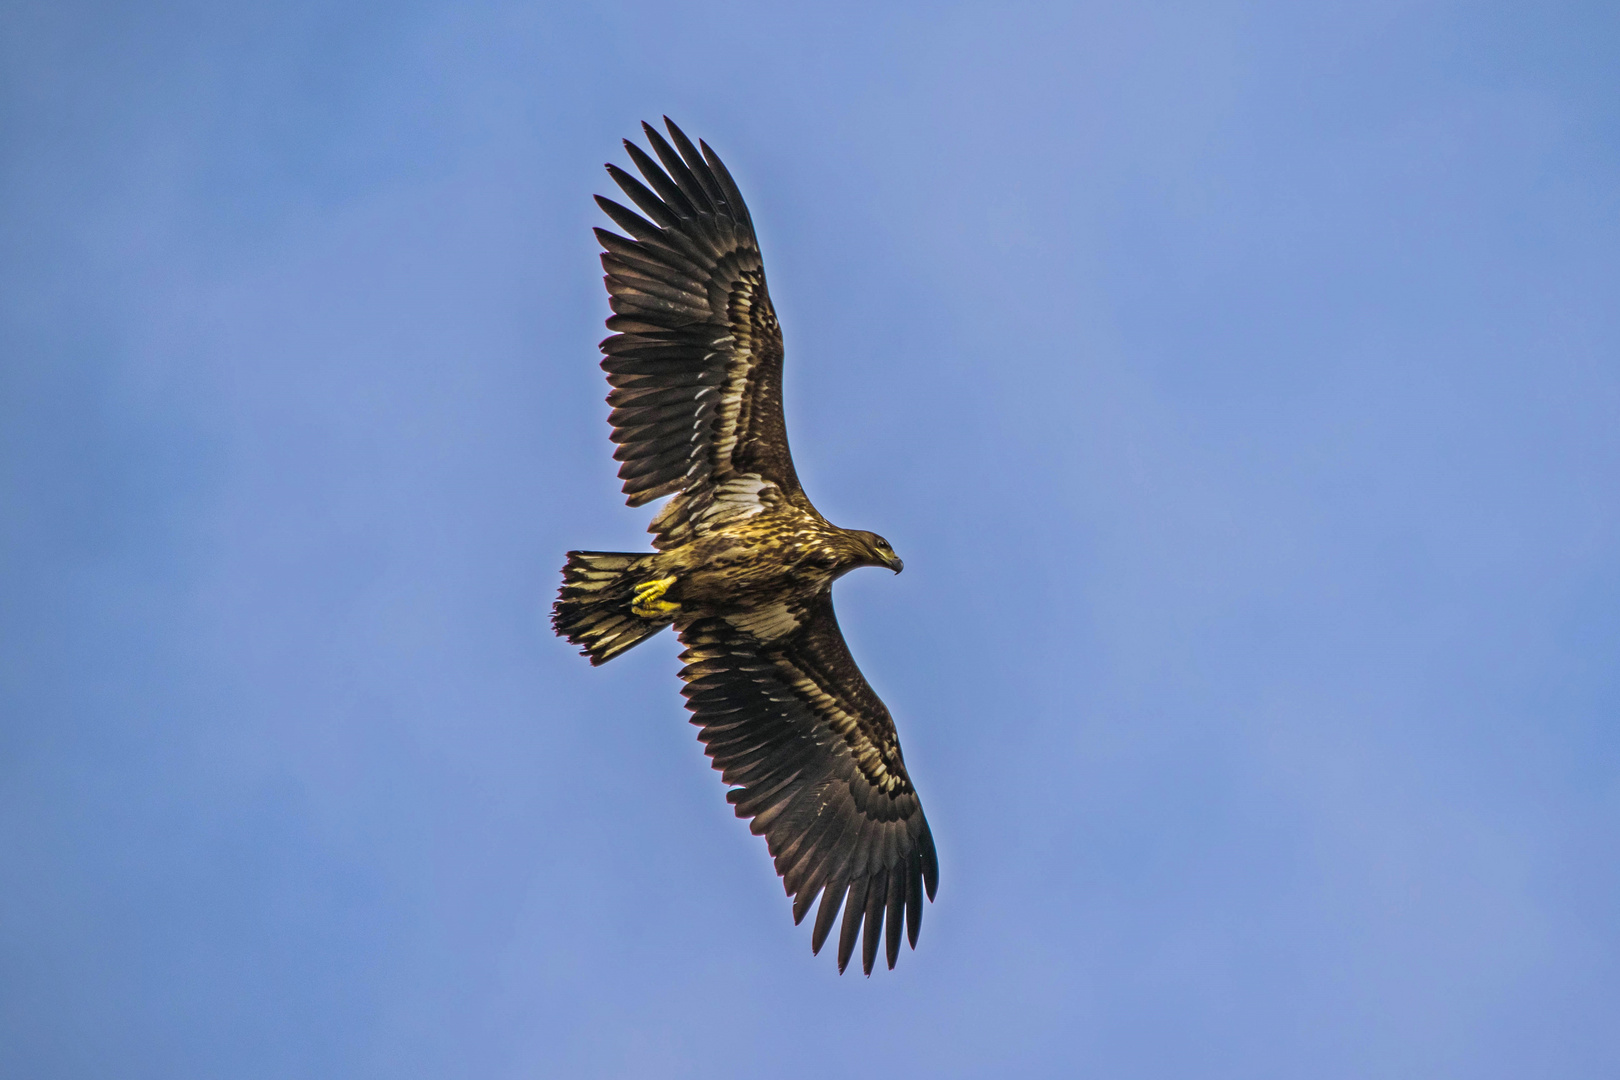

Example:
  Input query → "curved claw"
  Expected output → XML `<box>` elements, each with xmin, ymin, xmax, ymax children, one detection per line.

<box><xmin>631</xmin><ymin>576</ymin><xmax>681</xmax><ymax>618</ymax></box>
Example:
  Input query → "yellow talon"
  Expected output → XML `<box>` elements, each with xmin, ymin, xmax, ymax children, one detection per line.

<box><xmin>631</xmin><ymin>576</ymin><xmax>680</xmax><ymax>618</ymax></box>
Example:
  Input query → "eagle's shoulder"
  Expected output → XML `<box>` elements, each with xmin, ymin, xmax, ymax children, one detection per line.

<box><xmin>648</xmin><ymin>472</ymin><xmax>788</xmax><ymax>550</ymax></box>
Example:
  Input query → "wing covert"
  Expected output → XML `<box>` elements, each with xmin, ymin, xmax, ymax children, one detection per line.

<box><xmin>596</xmin><ymin>119</ymin><xmax>802</xmax><ymax>539</ymax></box>
<box><xmin>676</xmin><ymin>594</ymin><xmax>938</xmax><ymax>974</ymax></box>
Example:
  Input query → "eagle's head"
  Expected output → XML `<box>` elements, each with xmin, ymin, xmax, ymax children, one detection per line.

<box><xmin>845</xmin><ymin>529</ymin><xmax>904</xmax><ymax>574</ymax></box>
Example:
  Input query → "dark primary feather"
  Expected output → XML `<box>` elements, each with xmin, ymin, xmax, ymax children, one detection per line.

<box><xmin>594</xmin><ymin>118</ymin><xmax>801</xmax><ymax>526</ymax></box>
<box><xmin>677</xmin><ymin>595</ymin><xmax>938</xmax><ymax>975</ymax></box>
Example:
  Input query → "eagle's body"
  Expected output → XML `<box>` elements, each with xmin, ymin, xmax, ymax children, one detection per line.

<box><xmin>553</xmin><ymin>120</ymin><xmax>936</xmax><ymax>975</ymax></box>
<box><xmin>643</xmin><ymin>508</ymin><xmax>889</xmax><ymax>619</ymax></box>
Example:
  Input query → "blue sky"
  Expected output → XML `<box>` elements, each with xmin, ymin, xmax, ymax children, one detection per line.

<box><xmin>2</xmin><ymin>1</ymin><xmax>1617</xmax><ymax>1076</ymax></box>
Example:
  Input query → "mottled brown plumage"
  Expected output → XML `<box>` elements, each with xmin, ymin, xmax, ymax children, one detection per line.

<box><xmin>552</xmin><ymin>119</ymin><xmax>937</xmax><ymax>975</ymax></box>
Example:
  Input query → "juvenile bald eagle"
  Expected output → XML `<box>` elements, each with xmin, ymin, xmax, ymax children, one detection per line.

<box><xmin>552</xmin><ymin>119</ymin><xmax>938</xmax><ymax>975</ymax></box>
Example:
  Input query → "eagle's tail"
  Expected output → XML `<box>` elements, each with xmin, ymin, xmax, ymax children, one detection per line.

<box><xmin>552</xmin><ymin>551</ymin><xmax>671</xmax><ymax>665</ymax></box>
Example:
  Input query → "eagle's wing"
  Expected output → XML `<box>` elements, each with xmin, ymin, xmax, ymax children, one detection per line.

<box><xmin>595</xmin><ymin>119</ymin><xmax>801</xmax><ymax>548</ymax></box>
<box><xmin>677</xmin><ymin>594</ymin><xmax>938</xmax><ymax>974</ymax></box>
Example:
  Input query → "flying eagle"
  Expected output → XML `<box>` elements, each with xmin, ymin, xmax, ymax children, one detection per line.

<box><xmin>552</xmin><ymin>119</ymin><xmax>938</xmax><ymax>975</ymax></box>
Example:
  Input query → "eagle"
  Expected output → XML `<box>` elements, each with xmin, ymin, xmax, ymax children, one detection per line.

<box><xmin>552</xmin><ymin>119</ymin><xmax>938</xmax><ymax>975</ymax></box>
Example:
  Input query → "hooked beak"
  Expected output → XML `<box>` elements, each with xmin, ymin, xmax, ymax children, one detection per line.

<box><xmin>885</xmin><ymin>554</ymin><xmax>904</xmax><ymax>574</ymax></box>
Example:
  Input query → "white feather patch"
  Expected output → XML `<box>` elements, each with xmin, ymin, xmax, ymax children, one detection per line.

<box><xmin>725</xmin><ymin>601</ymin><xmax>801</xmax><ymax>642</ymax></box>
<box><xmin>648</xmin><ymin>471</ymin><xmax>779</xmax><ymax>547</ymax></box>
<box><xmin>697</xmin><ymin>474</ymin><xmax>777</xmax><ymax>526</ymax></box>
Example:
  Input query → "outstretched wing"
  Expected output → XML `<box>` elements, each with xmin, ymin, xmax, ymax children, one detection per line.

<box><xmin>676</xmin><ymin>594</ymin><xmax>938</xmax><ymax>975</ymax></box>
<box><xmin>595</xmin><ymin>119</ymin><xmax>802</xmax><ymax>546</ymax></box>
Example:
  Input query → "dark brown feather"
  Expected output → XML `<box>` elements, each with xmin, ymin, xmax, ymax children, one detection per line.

<box><xmin>595</xmin><ymin>119</ymin><xmax>803</xmax><ymax>526</ymax></box>
<box><xmin>676</xmin><ymin>595</ymin><xmax>937</xmax><ymax>974</ymax></box>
